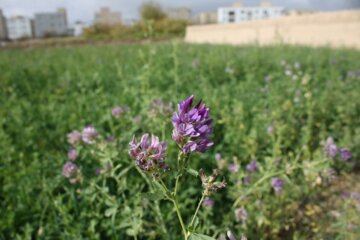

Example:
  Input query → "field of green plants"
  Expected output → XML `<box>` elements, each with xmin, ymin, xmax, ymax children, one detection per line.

<box><xmin>0</xmin><ymin>43</ymin><xmax>360</xmax><ymax>240</ymax></box>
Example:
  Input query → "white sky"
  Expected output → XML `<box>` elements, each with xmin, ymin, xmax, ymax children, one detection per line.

<box><xmin>0</xmin><ymin>0</ymin><xmax>359</xmax><ymax>25</ymax></box>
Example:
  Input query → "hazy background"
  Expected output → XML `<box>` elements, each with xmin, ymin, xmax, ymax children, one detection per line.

<box><xmin>1</xmin><ymin>0</ymin><xmax>360</xmax><ymax>24</ymax></box>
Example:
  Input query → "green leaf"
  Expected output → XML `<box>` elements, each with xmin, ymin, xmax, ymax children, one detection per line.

<box><xmin>104</xmin><ymin>207</ymin><xmax>117</xmax><ymax>217</ymax></box>
<box><xmin>186</xmin><ymin>168</ymin><xmax>199</xmax><ymax>177</ymax></box>
<box><xmin>142</xmin><ymin>191</ymin><xmax>165</xmax><ymax>201</ymax></box>
<box><xmin>189</xmin><ymin>233</ymin><xmax>216</xmax><ymax>240</ymax></box>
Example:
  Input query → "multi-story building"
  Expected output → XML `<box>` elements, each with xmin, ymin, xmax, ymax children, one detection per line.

<box><xmin>94</xmin><ymin>7</ymin><xmax>122</xmax><ymax>25</ymax></box>
<box><xmin>193</xmin><ymin>12</ymin><xmax>217</xmax><ymax>25</ymax></box>
<box><xmin>218</xmin><ymin>0</ymin><xmax>286</xmax><ymax>24</ymax></box>
<box><xmin>0</xmin><ymin>9</ymin><xmax>7</xmax><ymax>40</ymax></box>
<box><xmin>165</xmin><ymin>7</ymin><xmax>192</xmax><ymax>21</ymax></box>
<box><xmin>34</xmin><ymin>8</ymin><xmax>68</xmax><ymax>38</ymax></box>
<box><xmin>6</xmin><ymin>16</ymin><xmax>33</xmax><ymax>40</ymax></box>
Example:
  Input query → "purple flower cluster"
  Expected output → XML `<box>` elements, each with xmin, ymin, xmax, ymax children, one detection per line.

<box><xmin>82</xmin><ymin>126</ymin><xmax>98</xmax><ymax>144</ymax></box>
<box><xmin>129</xmin><ymin>134</ymin><xmax>168</xmax><ymax>175</ymax></box>
<box><xmin>246</xmin><ymin>160</ymin><xmax>257</xmax><ymax>173</ymax></box>
<box><xmin>67</xmin><ymin>130</ymin><xmax>82</xmax><ymax>145</ymax></box>
<box><xmin>68</xmin><ymin>148</ymin><xmax>78</xmax><ymax>161</ymax></box>
<box><xmin>324</xmin><ymin>137</ymin><xmax>352</xmax><ymax>161</ymax></box>
<box><xmin>62</xmin><ymin>162</ymin><xmax>78</xmax><ymax>178</ymax></box>
<box><xmin>112</xmin><ymin>106</ymin><xmax>129</xmax><ymax>118</ymax></box>
<box><xmin>202</xmin><ymin>197</ymin><xmax>214</xmax><ymax>208</ymax></box>
<box><xmin>172</xmin><ymin>95</ymin><xmax>213</xmax><ymax>153</ymax></box>
<box><xmin>235</xmin><ymin>207</ymin><xmax>248</xmax><ymax>224</ymax></box>
<box><xmin>271</xmin><ymin>177</ymin><xmax>285</xmax><ymax>195</ymax></box>
<box><xmin>149</xmin><ymin>99</ymin><xmax>173</xmax><ymax>117</ymax></box>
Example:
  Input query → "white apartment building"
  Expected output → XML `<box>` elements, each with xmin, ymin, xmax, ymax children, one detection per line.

<box><xmin>218</xmin><ymin>0</ymin><xmax>286</xmax><ymax>24</ymax></box>
<box><xmin>6</xmin><ymin>16</ymin><xmax>33</xmax><ymax>40</ymax></box>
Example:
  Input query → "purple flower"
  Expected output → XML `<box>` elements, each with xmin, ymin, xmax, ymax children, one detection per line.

<box><xmin>62</xmin><ymin>162</ymin><xmax>78</xmax><ymax>178</ymax></box>
<box><xmin>244</xmin><ymin>175</ymin><xmax>251</xmax><ymax>185</ymax></box>
<box><xmin>271</xmin><ymin>177</ymin><xmax>284</xmax><ymax>195</ymax></box>
<box><xmin>228</xmin><ymin>163</ymin><xmax>239</xmax><ymax>173</ymax></box>
<box><xmin>215</xmin><ymin>153</ymin><xmax>222</xmax><ymax>161</ymax></box>
<box><xmin>202</xmin><ymin>197</ymin><xmax>214</xmax><ymax>208</ymax></box>
<box><xmin>235</xmin><ymin>207</ymin><xmax>248</xmax><ymax>224</ymax></box>
<box><xmin>192</xmin><ymin>58</ymin><xmax>200</xmax><ymax>68</ymax></box>
<box><xmin>82</xmin><ymin>126</ymin><xmax>98</xmax><ymax>144</ymax></box>
<box><xmin>285</xmin><ymin>69</ymin><xmax>292</xmax><ymax>76</ymax></box>
<box><xmin>324</xmin><ymin>137</ymin><xmax>337</xmax><ymax>159</ymax></box>
<box><xmin>339</xmin><ymin>148</ymin><xmax>351</xmax><ymax>161</ymax></box>
<box><xmin>172</xmin><ymin>95</ymin><xmax>213</xmax><ymax>153</ymax></box>
<box><xmin>342</xmin><ymin>192</ymin><xmax>351</xmax><ymax>199</ymax></box>
<box><xmin>149</xmin><ymin>99</ymin><xmax>173</xmax><ymax>117</ymax></box>
<box><xmin>67</xmin><ymin>130</ymin><xmax>82</xmax><ymax>145</ymax></box>
<box><xmin>129</xmin><ymin>134</ymin><xmax>168</xmax><ymax>175</ymax></box>
<box><xmin>267</xmin><ymin>125</ymin><xmax>274</xmax><ymax>134</ymax></box>
<box><xmin>246</xmin><ymin>160</ymin><xmax>257</xmax><ymax>173</ymax></box>
<box><xmin>67</xmin><ymin>148</ymin><xmax>78</xmax><ymax>161</ymax></box>
<box><xmin>112</xmin><ymin>106</ymin><xmax>129</xmax><ymax>118</ymax></box>
<box><xmin>294</xmin><ymin>62</ymin><xmax>301</xmax><ymax>69</ymax></box>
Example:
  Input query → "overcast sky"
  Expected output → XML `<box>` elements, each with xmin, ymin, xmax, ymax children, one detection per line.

<box><xmin>1</xmin><ymin>0</ymin><xmax>359</xmax><ymax>24</ymax></box>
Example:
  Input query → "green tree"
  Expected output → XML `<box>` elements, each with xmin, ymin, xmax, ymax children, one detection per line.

<box><xmin>139</xmin><ymin>1</ymin><xmax>166</xmax><ymax>21</ymax></box>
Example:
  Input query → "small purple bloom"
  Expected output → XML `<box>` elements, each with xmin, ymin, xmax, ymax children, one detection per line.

<box><xmin>235</xmin><ymin>207</ymin><xmax>248</xmax><ymax>224</ymax></box>
<box><xmin>339</xmin><ymin>148</ymin><xmax>351</xmax><ymax>161</ymax></box>
<box><xmin>112</xmin><ymin>106</ymin><xmax>129</xmax><ymax>118</ymax></box>
<box><xmin>285</xmin><ymin>69</ymin><xmax>292</xmax><ymax>76</ymax></box>
<box><xmin>246</xmin><ymin>160</ymin><xmax>257</xmax><ymax>173</ymax></box>
<box><xmin>228</xmin><ymin>163</ymin><xmax>239</xmax><ymax>173</ymax></box>
<box><xmin>149</xmin><ymin>99</ymin><xmax>173</xmax><ymax>117</ymax></box>
<box><xmin>271</xmin><ymin>177</ymin><xmax>284</xmax><ymax>195</ymax></box>
<box><xmin>244</xmin><ymin>175</ymin><xmax>251</xmax><ymax>185</ymax></box>
<box><xmin>129</xmin><ymin>134</ymin><xmax>168</xmax><ymax>175</ymax></box>
<box><xmin>324</xmin><ymin>137</ymin><xmax>337</xmax><ymax>159</ymax></box>
<box><xmin>192</xmin><ymin>58</ymin><xmax>200</xmax><ymax>68</ymax></box>
<box><xmin>215</xmin><ymin>153</ymin><xmax>222</xmax><ymax>161</ymax></box>
<box><xmin>172</xmin><ymin>95</ymin><xmax>213</xmax><ymax>153</ymax></box>
<box><xmin>202</xmin><ymin>197</ymin><xmax>214</xmax><ymax>208</ymax></box>
<box><xmin>294</xmin><ymin>62</ymin><xmax>301</xmax><ymax>69</ymax></box>
<box><xmin>267</xmin><ymin>125</ymin><xmax>274</xmax><ymax>134</ymax></box>
<box><xmin>342</xmin><ymin>192</ymin><xmax>351</xmax><ymax>199</ymax></box>
<box><xmin>82</xmin><ymin>126</ymin><xmax>98</xmax><ymax>144</ymax></box>
<box><xmin>62</xmin><ymin>162</ymin><xmax>78</xmax><ymax>178</ymax></box>
<box><xmin>67</xmin><ymin>130</ymin><xmax>82</xmax><ymax>145</ymax></box>
<box><xmin>67</xmin><ymin>148</ymin><xmax>78</xmax><ymax>161</ymax></box>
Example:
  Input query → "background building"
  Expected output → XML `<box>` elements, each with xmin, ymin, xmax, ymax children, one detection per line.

<box><xmin>165</xmin><ymin>7</ymin><xmax>192</xmax><ymax>21</ymax></box>
<box><xmin>0</xmin><ymin>9</ymin><xmax>7</xmax><ymax>40</ymax></box>
<box><xmin>34</xmin><ymin>8</ymin><xmax>68</xmax><ymax>38</ymax></box>
<box><xmin>94</xmin><ymin>7</ymin><xmax>121</xmax><ymax>25</ymax></box>
<box><xmin>73</xmin><ymin>21</ymin><xmax>89</xmax><ymax>36</ymax></box>
<box><xmin>193</xmin><ymin>12</ymin><xmax>217</xmax><ymax>25</ymax></box>
<box><xmin>6</xmin><ymin>16</ymin><xmax>33</xmax><ymax>40</ymax></box>
<box><xmin>218</xmin><ymin>0</ymin><xmax>286</xmax><ymax>24</ymax></box>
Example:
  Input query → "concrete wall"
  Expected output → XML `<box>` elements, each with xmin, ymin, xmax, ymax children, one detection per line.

<box><xmin>185</xmin><ymin>10</ymin><xmax>360</xmax><ymax>49</ymax></box>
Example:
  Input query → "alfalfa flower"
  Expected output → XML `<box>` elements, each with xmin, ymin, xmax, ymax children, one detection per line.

<box><xmin>339</xmin><ymin>148</ymin><xmax>351</xmax><ymax>161</ymax></box>
<box><xmin>149</xmin><ymin>99</ymin><xmax>173</xmax><ymax>117</ymax></box>
<box><xmin>67</xmin><ymin>148</ymin><xmax>78</xmax><ymax>161</ymax></box>
<box><xmin>62</xmin><ymin>162</ymin><xmax>79</xmax><ymax>178</ymax></box>
<box><xmin>82</xmin><ymin>126</ymin><xmax>98</xmax><ymax>144</ymax></box>
<box><xmin>112</xmin><ymin>106</ymin><xmax>129</xmax><ymax>118</ymax></box>
<box><xmin>324</xmin><ymin>137</ymin><xmax>337</xmax><ymax>159</ymax></box>
<box><xmin>246</xmin><ymin>160</ymin><xmax>257</xmax><ymax>173</ymax></box>
<box><xmin>172</xmin><ymin>95</ymin><xmax>213</xmax><ymax>153</ymax></box>
<box><xmin>67</xmin><ymin>130</ymin><xmax>82</xmax><ymax>145</ymax></box>
<box><xmin>199</xmin><ymin>169</ymin><xmax>226</xmax><ymax>196</ymax></box>
<box><xmin>228</xmin><ymin>163</ymin><xmax>239</xmax><ymax>173</ymax></box>
<box><xmin>129</xmin><ymin>134</ymin><xmax>168</xmax><ymax>176</ymax></box>
<box><xmin>235</xmin><ymin>207</ymin><xmax>248</xmax><ymax>224</ymax></box>
<box><xmin>202</xmin><ymin>197</ymin><xmax>214</xmax><ymax>208</ymax></box>
<box><xmin>271</xmin><ymin>177</ymin><xmax>284</xmax><ymax>195</ymax></box>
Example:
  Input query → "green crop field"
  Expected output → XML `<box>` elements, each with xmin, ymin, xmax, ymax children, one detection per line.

<box><xmin>0</xmin><ymin>43</ymin><xmax>360</xmax><ymax>240</ymax></box>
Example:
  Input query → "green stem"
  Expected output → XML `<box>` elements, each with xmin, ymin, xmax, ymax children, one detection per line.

<box><xmin>190</xmin><ymin>194</ymin><xmax>206</xmax><ymax>227</ymax></box>
<box><xmin>232</xmin><ymin>159</ymin><xmax>329</xmax><ymax>207</ymax></box>
<box><xmin>171</xmin><ymin>198</ymin><xmax>188</xmax><ymax>240</ymax></box>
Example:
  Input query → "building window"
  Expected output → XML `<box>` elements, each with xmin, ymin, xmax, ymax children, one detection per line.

<box><xmin>228</xmin><ymin>11</ymin><xmax>235</xmax><ymax>22</ymax></box>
